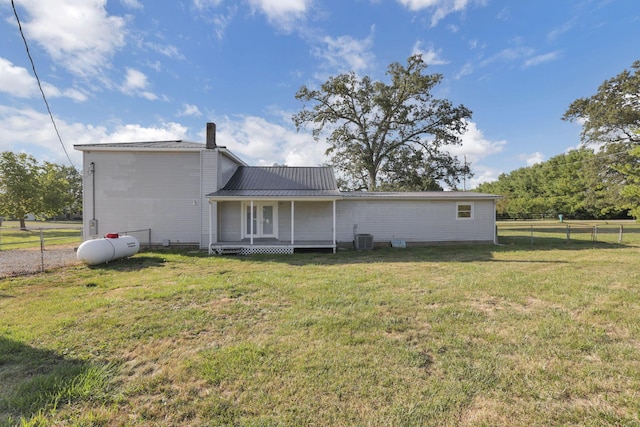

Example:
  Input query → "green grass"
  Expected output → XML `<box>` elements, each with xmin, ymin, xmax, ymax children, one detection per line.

<box><xmin>2</xmin><ymin>237</ymin><xmax>640</xmax><ymax>425</ymax></box>
<box><xmin>0</xmin><ymin>220</ymin><xmax>82</xmax><ymax>250</ymax></box>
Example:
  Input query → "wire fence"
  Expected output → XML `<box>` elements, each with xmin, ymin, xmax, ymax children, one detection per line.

<box><xmin>0</xmin><ymin>225</ymin><xmax>83</xmax><ymax>277</ymax></box>
<box><xmin>496</xmin><ymin>222</ymin><xmax>639</xmax><ymax>245</ymax></box>
<box><xmin>0</xmin><ymin>225</ymin><xmax>153</xmax><ymax>278</ymax></box>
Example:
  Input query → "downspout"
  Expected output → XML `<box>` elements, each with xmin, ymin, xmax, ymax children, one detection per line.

<box><xmin>333</xmin><ymin>199</ymin><xmax>336</xmax><ymax>253</ymax></box>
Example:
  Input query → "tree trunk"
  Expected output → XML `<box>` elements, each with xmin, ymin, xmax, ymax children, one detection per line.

<box><xmin>19</xmin><ymin>217</ymin><xmax>27</xmax><ymax>230</ymax></box>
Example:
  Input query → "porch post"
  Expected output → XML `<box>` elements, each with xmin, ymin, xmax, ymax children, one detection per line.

<box><xmin>250</xmin><ymin>200</ymin><xmax>254</xmax><ymax>245</ymax></box>
<box><xmin>291</xmin><ymin>200</ymin><xmax>295</xmax><ymax>244</ymax></box>
<box><xmin>332</xmin><ymin>199</ymin><xmax>336</xmax><ymax>253</ymax></box>
<box><xmin>208</xmin><ymin>201</ymin><xmax>212</xmax><ymax>255</ymax></box>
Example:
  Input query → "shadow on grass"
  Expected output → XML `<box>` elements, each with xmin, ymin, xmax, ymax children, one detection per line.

<box><xmin>205</xmin><ymin>237</ymin><xmax>630</xmax><ymax>266</ymax></box>
<box><xmin>0</xmin><ymin>336</ymin><xmax>114</xmax><ymax>425</ymax></box>
<box><xmin>85</xmin><ymin>253</ymin><xmax>168</xmax><ymax>273</ymax></box>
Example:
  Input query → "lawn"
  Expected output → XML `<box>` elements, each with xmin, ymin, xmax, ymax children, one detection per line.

<box><xmin>1</xmin><ymin>238</ymin><xmax>640</xmax><ymax>425</ymax></box>
<box><xmin>0</xmin><ymin>220</ymin><xmax>82</xmax><ymax>250</ymax></box>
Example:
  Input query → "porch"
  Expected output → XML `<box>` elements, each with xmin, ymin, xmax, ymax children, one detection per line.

<box><xmin>210</xmin><ymin>239</ymin><xmax>336</xmax><ymax>255</ymax></box>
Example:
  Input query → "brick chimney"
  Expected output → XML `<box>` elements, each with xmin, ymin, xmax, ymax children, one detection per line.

<box><xmin>206</xmin><ymin>122</ymin><xmax>217</xmax><ymax>149</ymax></box>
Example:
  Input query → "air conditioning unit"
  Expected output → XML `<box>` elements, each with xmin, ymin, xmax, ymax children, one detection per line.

<box><xmin>354</xmin><ymin>234</ymin><xmax>373</xmax><ymax>250</ymax></box>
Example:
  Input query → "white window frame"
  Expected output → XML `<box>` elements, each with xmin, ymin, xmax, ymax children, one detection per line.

<box><xmin>241</xmin><ymin>201</ymin><xmax>278</xmax><ymax>239</ymax></box>
<box><xmin>456</xmin><ymin>202</ymin><xmax>474</xmax><ymax>220</ymax></box>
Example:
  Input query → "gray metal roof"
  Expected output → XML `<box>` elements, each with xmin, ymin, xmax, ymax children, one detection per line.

<box><xmin>74</xmin><ymin>140</ymin><xmax>207</xmax><ymax>151</ymax></box>
<box><xmin>340</xmin><ymin>191</ymin><xmax>502</xmax><ymax>200</ymax></box>
<box><xmin>208</xmin><ymin>166</ymin><xmax>341</xmax><ymax>199</ymax></box>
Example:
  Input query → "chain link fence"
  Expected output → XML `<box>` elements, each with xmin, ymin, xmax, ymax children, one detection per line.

<box><xmin>0</xmin><ymin>224</ymin><xmax>83</xmax><ymax>277</ymax></box>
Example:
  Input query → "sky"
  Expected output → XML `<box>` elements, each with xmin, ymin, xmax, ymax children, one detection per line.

<box><xmin>1</xmin><ymin>0</ymin><xmax>639</xmax><ymax>188</ymax></box>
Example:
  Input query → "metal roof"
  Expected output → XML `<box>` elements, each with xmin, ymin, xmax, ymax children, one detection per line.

<box><xmin>340</xmin><ymin>191</ymin><xmax>502</xmax><ymax>200</ymax></box>
<box><xmin>74</xmin><ymin>140</ymin><xmax>208</xmax><ymax>151</ymax></box>
<box><xmin>208</xmin><ymin>166</ymin><xmax>342</xmax><ymax>199</ymax></box>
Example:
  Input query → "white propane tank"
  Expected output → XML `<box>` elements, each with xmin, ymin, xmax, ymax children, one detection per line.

<box><xmin>77</xmin><ymin>234</ymin><xmax>140</xmax><ymax>265</ymax></box>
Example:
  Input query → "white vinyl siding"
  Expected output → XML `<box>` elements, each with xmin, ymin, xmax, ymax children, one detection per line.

<box><xmin>82</xmin><ymin>151</ymin><xmax>202</xmax><ymax>245</ymax></box>
<box><xmin>336</xmin><ymin>199</ymin><xmax>495</xmax><ymax>244</ymax></box>
<box><xmin>278</xmin><ymin>201</ymin><xmax>334</xmax><ymax>241</ymax></box>
<box><xmin>218</xmin><ymin>201</ymin><xmax>242</xmax><ymax>241</ymax></box>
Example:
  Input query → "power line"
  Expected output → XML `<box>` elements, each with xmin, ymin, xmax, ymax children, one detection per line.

<box><xmin>11</xmin><ymin>0</ymin><xmax>75</xmax><ymax>169</ymax></box>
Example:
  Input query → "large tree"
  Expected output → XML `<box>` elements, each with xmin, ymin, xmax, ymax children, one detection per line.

<box><xmin>293</xmin><ymin>55</ymin><xmax>472</xmax><ymax>191</ymax></box>
<box><xmin>563</xmin><ymin>60</ymin><xmax>640</xmax><ymax>147</ymax></box>
<box><xmin>0</xmin><ymin>151</ymin><xmax>42</xmax><ymax>230</ymax></box>
<box><xmin>0</xmin><ymin>151</ymin><xmax>82</xmax><ymax>229</ymax></box>
<box><xmin>563</xmin><ymin>60</ymin><xmax>640</xmax><ymax>216</ymax></box>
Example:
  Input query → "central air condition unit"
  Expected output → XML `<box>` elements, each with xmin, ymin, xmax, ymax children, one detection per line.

<box><xmin>355</xmin><ymin>234</ymin><xmax>373</xmax><ymax>250</ymax></box>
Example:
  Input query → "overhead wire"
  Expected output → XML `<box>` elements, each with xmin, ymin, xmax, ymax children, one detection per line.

<box><xmin>11</xmin><ymin>0</ymin><xmax>75</xmax><ymax>169</ymax></box>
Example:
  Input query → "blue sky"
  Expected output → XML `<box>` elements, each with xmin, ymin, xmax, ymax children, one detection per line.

<box><xmin>1</xmin><ymin>0</ymin><xmax>639</xmax><ymax>188</ymax></box>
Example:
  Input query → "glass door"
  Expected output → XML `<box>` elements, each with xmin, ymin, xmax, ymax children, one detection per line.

<box><xmin>244</xmin><ymin>202</ymin><xmax>277</xmax><ymax>238</ymax></box>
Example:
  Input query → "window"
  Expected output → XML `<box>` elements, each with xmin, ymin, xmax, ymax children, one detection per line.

<box><xmin>457</xmin><ymin>202</ymin><xmax>473</xmax><ymax>220</ymax></box>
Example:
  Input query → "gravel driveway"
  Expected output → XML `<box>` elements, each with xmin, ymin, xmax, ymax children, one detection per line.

<box><xmin>0</xmin><ymin>245</ymin><xmax>81</xmax><ymax>278</ymax></box>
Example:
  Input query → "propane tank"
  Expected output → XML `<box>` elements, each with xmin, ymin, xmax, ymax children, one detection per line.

<box><xmin>77</xmin><ymin>234</ymin><xmax>140</xmax><ymax>265</ymax></box>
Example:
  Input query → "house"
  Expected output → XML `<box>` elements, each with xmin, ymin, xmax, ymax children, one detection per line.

<box><xmin>74</xmin><ymin>123</ymin><xmax>501</xmax><ymax>253</ymax></box>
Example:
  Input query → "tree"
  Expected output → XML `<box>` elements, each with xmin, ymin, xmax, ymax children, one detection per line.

<box><xmin>293</xmin><ymin>55</ymin><xmax>472</xmax><ymax>191</ymax></box>
<box><xmin>0</xmin><ymin>152</ymin><xmax>42</xmax><ymax>230</ymax></box>
<box><xmin>475</xmin><ymin>148</ymin><xmax>628</xmax><ymax>219</ymax></box>
<box><xmin>563</xmin><ymin>60</ymin><xmax>640</xmax><ymax>217</ymax></box>
<box><xmin>0</xmin><ymin>151</ymin><xmax>82</xmax><ymax>229</ymax></box>
<box><xmin>563</xmin><ymin>60</ymin><xmax>640</xmax><ymax>147</ymax></box>
<box><xmin>39</xmin><ymin>162</ymin><xmax>83</xmax><ymax>219</ymax></box>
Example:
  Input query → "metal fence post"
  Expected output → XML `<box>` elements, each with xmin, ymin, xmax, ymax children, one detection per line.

<box><xmin>566</xmin><ymin>225</ymin><xmax>570</xmax><ymax>242</ymax></box>
<box><xmin>619</xmin><ymin>225</ymin><xmax>623</xmax><ymax>243</ymax></box>
<box><xmin>40</xmin><ymin>228</ymin><xmax>45</xmax><ymax>272</ymax></box>
<box><xmin>530</xmin><ymin>225</ymin><xmax>533</xmax><ymax>245</ymax></box>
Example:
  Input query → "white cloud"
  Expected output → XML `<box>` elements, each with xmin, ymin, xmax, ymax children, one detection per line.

<box><xmin>216</xmin><ymin>115</ymin><xmax>328</xmax><ymax>166</ymax></box>
<box><xmin>454</xmin><ymin>62</ymin><xmax>474</xmax><ymax>80</ymax></box>
<box><xmin>16</xmin><ymin>0</ymin><xmax>127</xmax><ymax>77</ymax></box>
<box><xmin>0</xmin><ymin>105</ymin><xmax>190</xmax><ymax>166</ymax></box>
<box><xmin>247</xmin><ymin>0</ymin><xmax>312</xmax><ymax>32</ymax></box>
<box><xmin>120</xmin><ymin>0</ymin><xmax>143</xmax><ymax>9</ymax></box>
<box><xmin>412</xmin><ymin>41</ymin><xmax>448</xmax><ymax>66</ymax></box>
<box><xmin>145</xmin><ymin>42</ymin><xmax>185</xmax><ymax>60</ymax></box>
<box><xmin>0</xmin><ymin>57</ymin><xmax>87</xmax><ymax>101</ymax></box>
<box><xmin>446</xmin><ymin>121</ymin><xmax>506</xmax><ymax>163</ymax></box>
<box><xmin>313</xmin><ymin>28</ymin><xmax>375</xmax><ymax>73</ymax></box>
<box><xmin>397</xmin><ymin>0</ymin><xmax>474</xmax><ymax>26</ymax></box>
<box><xmin>524</xmin><ymin>50</ymin><xmax>561</xmax><ymax>68</ymax></box>
<box><xmin>193</xmin><ymin>0</ymin><xmax>224</xmax><ymax>10</ymax></box>
<box><xmin>0</xmin><ymin>58</ymin><xmax>40</xmax><ymax>98</ymax></box>
<box><xmin>519</xmin><ymin>152</ymin><xmax>545</xmax><ymax>166</ymax></box>
<box><xmin>178</xmin><ymin>104</ymin><xmax>203</xmax><ymax>117</ymax></box>
<box><xmin>120</xmin><ymin>68</ymin><xmax>158</xmax><ymax>100</ymax></box>
<box><xmin>106</xmin><ymin>122</ymin><xmax>190</xmax><ymax>143</ymax></box>
<box><xmin>443</xmin><ymin>121</ymin><xmax>506</xmax><ymax>188</ymax></box>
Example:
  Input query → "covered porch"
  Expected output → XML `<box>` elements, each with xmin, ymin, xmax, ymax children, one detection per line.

<box><xmin>207</xmin><ymin>198</ymin><xmax>339</xmax><ymax>255</ymax></box>
<box><xmin>206</xmin><ymin>165</ymin><xmax>342</xmax><ymax>255</ymax></box>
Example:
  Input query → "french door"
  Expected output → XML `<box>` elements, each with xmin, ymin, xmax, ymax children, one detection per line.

<box><xmin>243</xmin><ymin>202</ymin><xmax>277</xmax><ymax>238</ymax></box>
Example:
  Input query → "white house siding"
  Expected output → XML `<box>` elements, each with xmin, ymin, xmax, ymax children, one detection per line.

<box><xmin>336</xmin><ymin>199</ymin><xmax>496</xmax><ymax>244</ymax></box>
<box><xmin>277</xmin><ymin>201</ymin><xmax>334</xmax><ymax>241</ymax></box>
<box><xmin>82</xmin><ymin>151</ymin><xmax>202</xmax><ymax>245</ymax></box>
<box><xmin>218</xmin><ymin>201</ymin><xmax>242</xmax><ymax>242</ymax></box>
<box><xmin>199</xmin><ymin>150</ymin><xmax>218</xmax><ymax>248</ymax></box>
